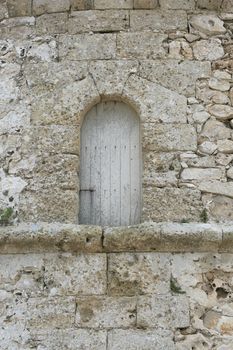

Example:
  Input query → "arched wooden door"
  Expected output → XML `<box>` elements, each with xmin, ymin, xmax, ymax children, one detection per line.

<box><xmin>79</xmin><ymin>101</ymin><xmax>141</xmax><ymax>226</ymax></box>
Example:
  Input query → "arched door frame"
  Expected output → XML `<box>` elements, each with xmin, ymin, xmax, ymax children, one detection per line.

<box><xmin>79</xmin><ymin>99</ymin><xmax>142</xmax><ymax>227</ymax></box>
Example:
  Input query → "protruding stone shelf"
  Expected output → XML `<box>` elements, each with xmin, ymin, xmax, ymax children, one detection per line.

<box><xmin>0</xmin><ymin>222</ymin><xmax>233</xmax><ymax>254</ymax></box>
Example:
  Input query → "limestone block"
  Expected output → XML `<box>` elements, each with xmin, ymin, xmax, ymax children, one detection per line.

<box><xmin>137</xmin><ymin>295</ymin><xmax>190</xmax><ymax>329</ymax></box>
<box><xmin>75</xmin><ymin>296</ymin><xmax>136</xmax><ymax>328</ymax></box>
<box><xmin>176</xmin><ymin>334</ymin><xmax>212</xmax><ymax>349</ymax></box>
<box><xmin>227</xmin><ymin>167</ymin><xmax>233</xmax><ymax>179</ymax></box>
<box><xmin>108</xmin><ymin>253</ymin><xmax>171</xmax><ymax>296</ymax></box>
<box><xmin>89</xmin><ymin>60</ymin><xmax>138</xmax><ymax>98</ymax></box>
<box><xmin>180</xmin><ymin>153</ymin><xmax>216</xmax><ymax>168</ymax></box>
<box><xmin>71</xmin><ymin>0</ymin><xmax>93</xmax><ymax>9</ymax></box>
<box><xmin>197</xmin><ymin>0</ymin><xmax>222</xmax><ymax>10</ymax></box>
<box><xmin>7</xmin><ymin>0</ymin><xmax>31</xmax><ymax>17</ymax></box>
<box><xmin>0</xmin><ymin>223</ymin><xmax>103</xmax><ymax>254</ymax></box>
<box><xmin>209</xmin><ymin>105</ymin><xmax>233</xmax><ymax>120</ymax></box>
<box><xmin>0</xmin><ymin>77</ymin><xmax>18</xmax><ymax>103</ymax></box>
<box><xmin>0</xmin><ymin>254</ymin><xmax>44</xmax><ymax>296</ymax></box>
<box><xmin>139</xmin><ymin>60</ymin><xmax>211</xmax><ymax>97</ymax></box>
<box><xmin>199</xmin><ymin>119</ymin><xmax>231</xmax><ymax>142</ymax></box>
<box><xmin>27</xmin><ymin>297</ymin><xmax>76</xmax><ymax>329</ymax></box>
<box><xmin>24</xmin><ymin>154</ymin><xmax>79</xmax><ymax>191</ymax></box>
<box><xmin>193</xmin><ymin>39</ymin><xmax>224</xmax><ymax>61</ymax></box>
<box><xmin>199</xmin><ymin>181</ymin><xmax>233</xmax><ymax>198</ymax></box>
<box><xmin>0</xmin><ymin>16</ymin><xmax>35</xmax><ymax>28</ymax></box>
<box><xmin>68</xmin><ymin>10</ymin><xmax>129</xmax><ymax>34</ymax></box>
<box><xmin>19</xmin><ymin>189</ymin><xmax>79</xmax><ymax>223</ymax></box>
<box><xmin>161</xmin><ymin>223</ymin><xmax>222</xmax><ymax>252</ymax></box>
<box><xmin>144</xmin><ymin>151</ymin><xmax>181</xmax><ymax>173</ymax></box>
<box><xmin>117</xmin><ymin>32</ymin><xmax>167</xmax><ymax>59</ymax></box>
<box><xmin>192</xmin><ymin>111</ymin><xmax>210</xmax><ymax>124</ymax></box>
<box><xmin>24</xmin><ymin>61</ymin><xmax>88</xmax><ymax>89</ymax></box>
<box><xmin>130</xmin><ymin>10</ymin><xmax>187</xmax><ymax>31</ymax></box>
<box><xmin>30</xmin><ymin>329</ymin><xmax>107</xmax><ymax>350</ymax></box>
<box><xmin>217</xmin><ymin>140</ymin><xmax>233</xmax><ymax>154</ymax></box>
<box><xmin>30</xmin><ymin>76</ymin><xmax>99</xmax><ymax>125</ymax></box>
<box><xmin>36</xmin><ymin>13</ymin><xmax>68</xmax><ymax>35</ymax></box>
<box><xmin>123</xmin><ymin>75</ymin><xmax>187</xmax><ymax>123</ymax></box>
<box><xmin>143</xmin><ymin>124</ymin><xmax>197</xmax><ymax>152</ymax></box>
<box><xmin>181</xmin><ymin>168</ymin><xmax>224</xmax><ymax>182</ymax></box>
<box><xmin>214</xmin><ymin>70</ymin><xmax>231</xmax><ymax>80</ymax></box>
<box><xmin>33</xmin><ymin>0</ymin><xmax>70</xmax><ymax>15</ymax></box>
<box><xmin>0</xmin><ymin>171</ymin><xmax>27</xmax><ymax>208</ymax></box>
<box><xmin>43</xmin><ymin>253</ymin><xmax>107</xmax><ymax>296</ymax></box>
<box><xmin>59</xmin><ymin>33</ymin><xmax>116</xmax><ymax>60</ymax></box>
<box><xmin>209</xmin><ymin>78</ymin><xmax>230</xmax><ymax>92</ymax></box>
<box><xmin>94</xmin><ymin>0</ymin><xmax>133</xmax><ymax>9</ymax></box>
<box><xmin>29</xmin><ymin>125</ymin><xmax>80</xmax><ymax>155</ymax></box>
<box><xmin>0</xmin><ymin>104</ymin><xmax>30</xmax><ymax>135</ymax></box>
<box><xmin>1</xmin><ymin>296</ymin><xmax>76</xmax><ymax>329</ymax></box>
<box><xmin>143</xmin><ymin>170</ymin><xmax>178</xmax><ymax>187</ymax></box>
<box><xmin>134</xmin><ymin>0</ymin><xmax>158</xmax><ymax>8</ymax></box>
<box><xmin>0</xmin><ymin>324</ymin><xmax>31</xmax><ymax>350</ymax></box>
<box><xmin>142</xmin><ymin>188</ymin><xmax>203</xmax><ymax>222</ymax></box>
<box><xmin>160</xmin><ymin>0</ymin><xmax>195</xmax><ymax>9</ymax></box>
<box><xmin>108</xmin><ymin>329</ymin><xmax>175</xmax><ymax>350</ymax></box>
<box><xmin>0</xmin><ymin>2</ymin><xmax>7</xmax><ymax>20</ymax></box>
<box><xmin>216</xmin><ymin>153</ymin><xmax>233</xmax><ymax>166</ymax></box>
<box><xmin>221</xmin><ymin>0</ymin><xmax>233</xmax><ymax>11</ymax></box>
<box><xmin>190</xmin><ymin>15</ymin><xmax>226</xmax><ymax>36</ymax></box>
<box><xmin>203</xmin><ymin>194</ymin><xmax>233</xmax><ymax>222</ymax></box>
<box><xmin>198</xmin><ymin>141</ymin><xmax>217</xmax><ymax>155</ymax></box>
<box><xmin>212</xmin><ymin>91</ymin><xmax>230</xmax><ymax>105</ymax></box>
<box><xmin>103</xmin><ymin>223</ymin><xmax>162</xmax><ymax>252</ymax></box>
<box><xmin>26</xmin><ymin>38</ymin><xmax>58</xmax><ymax>62</ymax></box>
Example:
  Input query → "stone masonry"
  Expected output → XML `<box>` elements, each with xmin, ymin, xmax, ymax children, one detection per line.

<box><xmin>1</xmin><ymin>0</ymin><xmax>233</xmax><ymax>349</ymax></box>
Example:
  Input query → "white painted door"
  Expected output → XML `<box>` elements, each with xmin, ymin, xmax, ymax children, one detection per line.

<box><xmin>79</xmin><ymin>101</ymin><xmax>141</xmax><ymax>226</ymax></box>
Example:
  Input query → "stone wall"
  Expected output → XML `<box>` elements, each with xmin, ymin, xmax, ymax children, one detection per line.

<box><xmin>1</xmin><ymin>1</ymin><xmax>233</xmax><ymax>349</ymax></box>
<box><xmin>1</xmin><ymin>0</ymin><xmax>233</xmax><ymax>224</ymax></box>
<box><xmin>1</xmin><ymin>222</ymin><xmax>233</xmax><ymax>349</ymax></box>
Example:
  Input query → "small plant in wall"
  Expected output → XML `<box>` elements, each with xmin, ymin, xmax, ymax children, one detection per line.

<box><xmin>0</xmin><ymin>207</ymin><xmax>13</xmax><ymax>226</ymax></box>
<box><xmin>170</xmin><ymin>275</ymin><xmax>186</xmax><ymax>294</ymax></box>
<box><xmin>200</xmin><ymin>208</ymin><xmax>208</xmax><ymax>223</ymax></box>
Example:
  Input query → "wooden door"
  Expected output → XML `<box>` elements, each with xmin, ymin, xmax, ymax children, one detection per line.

<box><xmin>79</xmin><ymin>101</ymin><xmax>141</xmax><ymax>226</ymax></box>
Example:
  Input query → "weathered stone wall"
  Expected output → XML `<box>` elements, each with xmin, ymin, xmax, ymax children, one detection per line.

<box><xmin>1</xmin><ymin>0</ymin><xmax>233</xmax><ymax>224</ymax></box>
<box><xmin>1</xmin><ymin>1</ymin><xmax>233</xmax><ymax>349</ymax></box>
<box><xmin>1</xmin><ymin>222</ymin><xmax>233</xmax><ymax>349</ymax></box>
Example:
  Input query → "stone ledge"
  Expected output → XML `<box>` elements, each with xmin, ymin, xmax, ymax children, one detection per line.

<box><xmin>1</xmin><ymin>222</ymin><xmax>233</xmax><ymax>254</ymax></box>
<box><xmin>0</xmin><ymin>223</ymin><xmax>103</xmax><ymax>254</ymax></box>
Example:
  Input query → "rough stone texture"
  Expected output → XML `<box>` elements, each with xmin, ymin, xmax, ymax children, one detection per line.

<box><xmin>7</xmin><ymin>0</ymin><xmax>32</xmax><ymax>17</ymax></box>
<box><xmin>117</xmin><ymin>32</ymin><xmax>167</xmax><ymax>60</ymax></box>
<box><xmin>124</xmin><ymin>75</ymin><xmax>187</xmax><ymax>123</ymax></box>
<box><xmin>190</xmin><ymin>15</ymin><xmax>226</xmax><ymax>36</ymax></box>
<box><xmin>68</xmin><ymin>10</ymin><xmax>130</xmax><ymax>34</ymax></box>
<box><xmin>134</xmin><ymin>0</ymin><xmax>158</xmax><ymax>9</ymax></box>
<box><xmin>71</xmin><ymin>0</ymin><xmax>94</xmax><ymax>10</ymax></box>
<box><xmin>139</xmin><ymin>60</ymin><xmax>211</xmax><ymax>97</ymax></box>
<box><xmin>59</xmin><ymin>34</ymin><xmax>116</xmax><ymax>60</ymax></box>
<box><xmin>130</xmin><ymin>10</ymin><xmax>187</xmax><ymax>31</ymax></box>
<box><xmin>1</xmin><ymin>2</ymin><xmax>233</xmax><ymax>348</ymax></box>
<box><xmin>160</xmin><ymin>0</ymin><xmax>195</xmax><ymax>9</ymax></box>
<box><xmin>94</xmin><ymin>0</ymin><xmax>133</xmax><ymax>9</ymax></box>
<box><xmin>193</xmin><ymin>38</ymin><xmax>224</xmax><ymax>61</ymax></box>
<box><xmin>33</xmin><ymin>0</ymin><xmax>70</xmax><ymax>15</ymax></box>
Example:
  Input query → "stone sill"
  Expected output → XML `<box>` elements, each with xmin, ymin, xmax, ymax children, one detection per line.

<box><xmin>0</xmin><ymin>222</ymin><xmax>233</xmax><ymax>254</ymax></box>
